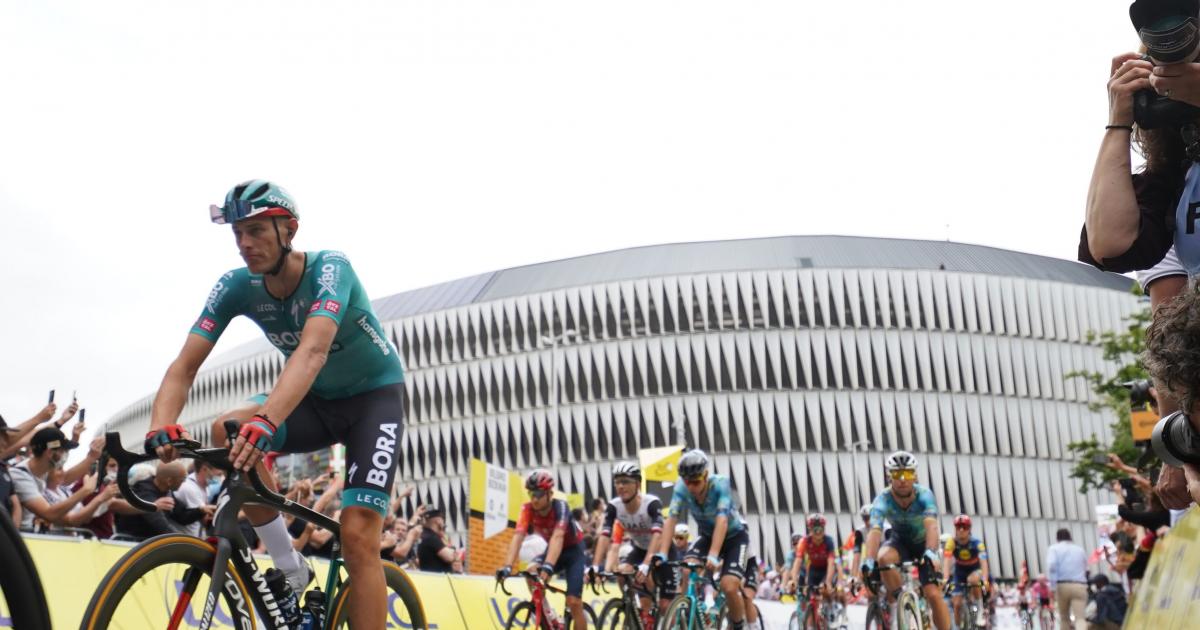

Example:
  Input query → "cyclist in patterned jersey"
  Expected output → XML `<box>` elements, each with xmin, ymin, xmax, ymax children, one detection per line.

<box><xmin>590</xmin><ymin>461</ymin><xmax>670</xmax><ymax>614</ymax></box>
<box><xmin>143</xmin><ymin>180</ymin><xmax>404</xmax><ymax>629</ymax></box>
<box><xmin>497</xmin><ymin>470</ymin><xmax>587</xmax><ymax>629</ymax></box>
<box><xmin>1016</xmin><ymin>560</ymin><xmax>1032</xmax><ymax>615</ymax></box>
<box><xmin>942</xmin><ymin>514</ymin><xmax>991</xmax><ymax>627</ymax></box>
<box><xmin>652</xmin><ymin>450</ymin><xmax>752</xmax><ymax>630</ymax></box>
<box><xmin>860</xmin><ymin>451</ymin><xmax>951</xmax><ymax>630</ymax></box>
<box><xmin>787</xmin><ymin>514</ymin><xmax>837</xmax><ymax>598</ymax></box>
<box><xmin>847</xmin><ymin>504</ymin><xmax>872</xmax><ymax>589</ymax></box>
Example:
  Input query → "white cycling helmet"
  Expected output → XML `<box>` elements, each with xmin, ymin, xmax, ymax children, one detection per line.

<box><xmin>885</xmin><ymin>450</ymin><xmax>918</xmax><ymax>473</ymax></box>
<box><xmin>612</xmin><ymin>461</ymin><xmax>641</xmax><ymax>479</ymax></box>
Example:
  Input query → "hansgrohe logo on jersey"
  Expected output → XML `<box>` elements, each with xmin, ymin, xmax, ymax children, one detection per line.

<box><xmin>357</xmin><ymin>316</ymin><xmax>391</xmax><ymax>355</ymax></box>
<box><xmin>317</xmin><ymin>263</ymin><xmax>338</xmax><ymax>297</ymax></box>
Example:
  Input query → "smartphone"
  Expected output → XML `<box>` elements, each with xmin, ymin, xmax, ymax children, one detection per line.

<box><xmin>72</xmin><ymin>390</ymin><xmax>77</xmax><ymax>402</ymax></box>
<box><xmin>1091</xmin><ymin>454</ymin><xmax>1110</xmax><ymax>466</ymax></box>
<box><xmin>48</xmin><ymin>389</ymin><xmax>55</xmax><ymax>404</ymax></box>
<box><xmin>80</xmin><ymin>409</ymin><xmax>86</xmax><ymax>423</ymax></box>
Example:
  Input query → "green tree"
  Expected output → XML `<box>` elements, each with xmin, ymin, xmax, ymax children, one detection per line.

<box><xmin>1065</xmin><ymin>302</ymin><xmax>1158</xmax><ymax>493</ymax></box>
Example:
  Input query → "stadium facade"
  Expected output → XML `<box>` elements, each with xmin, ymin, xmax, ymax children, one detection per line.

<box><xmin>106</xmin><ymin>236</ymin><xmax>1137</xmax><ymax>577</ymax></box>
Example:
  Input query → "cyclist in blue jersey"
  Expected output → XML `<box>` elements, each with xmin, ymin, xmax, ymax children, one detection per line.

<box><xmin>860</xmin><ymin>451</ymin><xmax>951</xmax><ymax>630</ymax></box>
<box><xmin>143</xmin><ymin>180</ymin><xmax>404</xmax><ymax>629</ymax></box>
<box><xmin>652</xmin><ymin>450</ymin><xmax>752</xmax><ymax>630</ymax></box>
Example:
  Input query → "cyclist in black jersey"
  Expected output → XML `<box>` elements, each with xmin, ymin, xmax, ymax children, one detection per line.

<box><xmin>144</xmin><ymin>181</ymin><xmax>405</xmax><ymax>629</ymax></box>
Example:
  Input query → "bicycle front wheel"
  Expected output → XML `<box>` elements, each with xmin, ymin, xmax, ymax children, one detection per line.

<box><xmin>80</xmin><ymin>534</ymin><xmax>257</xmax><ymax>630</ymax></box>
<box><xmin>600</xmin><ymin>598</ymin><xmax>639</xmax><ymax>630</ymax></box>
<box><xmin>660</xmin><ymin>596</ymin><xmax>694</xmax><ymax>630</ymax></box>
<box><xmin>328</xmin><ymin>559</ymin><xmax>427</xmax><ymax>629</ymax></box>
<box><xmin>0</xmin><ymin>513</ymin><xmax>51</xmax><ymax>630</ymax></box>
<box><xmin>1038</xmin><ymin>607</ymin><xmax>1054</xmax><ymax>630</ymax></box>
<box><xmin>788</xmin><ymin>609</ymin><xmax>803</xmax><ymax>630</ymax></box>
<box><xmin>863</xmin><ymin>604</ymin><xmax>886</xmax><ymax>630</ymax></box>
<box><xmin>895</xmin><ymin>592</ymin><xmax>924</xmax><ymax>630</ymax></box>
<box><xmin>504</xmin><ymin>600</ymin><xmax>538</xmax><ymax>630</ymax></box>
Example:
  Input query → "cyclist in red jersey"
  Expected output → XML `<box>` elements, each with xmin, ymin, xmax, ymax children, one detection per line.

<box><xmin>497</xmin><ymin>469</ymin><xmax>587</xmax><ymax>629</ymax></box>
<box><xmin>787</xmin><ymin>513</ymin><xmax>838</xmax><ymax>597</ymax></box>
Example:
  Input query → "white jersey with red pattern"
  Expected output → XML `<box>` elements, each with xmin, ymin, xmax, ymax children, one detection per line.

<box><xmin>600</xmin><ymin>494</ymin><xmax>663</xmax><ymax>551</ymax></box>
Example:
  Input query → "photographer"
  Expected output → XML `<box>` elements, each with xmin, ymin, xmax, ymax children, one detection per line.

<box><xmin>1143</xmin><ymin>276</ymin><xmax>1200</xmax><ymax>504</ymax></box>
<box><xmin>1081</xmin><ymin>0</ymin><xmax>1200</xmax><ymax>508</ymax></box>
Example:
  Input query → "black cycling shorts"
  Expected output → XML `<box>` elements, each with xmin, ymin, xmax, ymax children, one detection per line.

<box><xmin>253</xmin><ymin>383</ymin><xmax>405</xmax><ymax>517</ymax></box>
<box><xmin>881</xmin><ymin>531</ymin><xmax>939</xmax><ymax>586</ymax></box>
<box><xmin>685</xmin><ymin>529</ymin><xmax>751</xmax><ymax>581</ymax></box>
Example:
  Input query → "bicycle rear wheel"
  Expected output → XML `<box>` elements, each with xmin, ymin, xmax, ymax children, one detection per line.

<box><xmin>327</xmin><ymin>559</ymin><xmax>427</xmax><ymax>629</ymax></box>
<box><xmin>80</xmin><ymin>534</ymin><xmax>256</xmax><ymax>630</ymax></box>
<box><xmin>0</xmin><ymin>513</ymin><xmax>51</xmax><ymax>630</ymax></box>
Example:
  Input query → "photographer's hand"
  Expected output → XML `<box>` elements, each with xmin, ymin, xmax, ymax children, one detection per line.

<box><xmin>1183</xmin><ymin>463</ymin><xmax>1200</xmax><ymax>505</ymax></box>
<box><xmin>1109</xmin><ymin>53</ymin><xmax>1154</xmax><ymax>125</ymax></box>
<box><xmin>1151</xmin><ymin>63</ymin><xmax>1200</xmax><ymax>107</ymax></box>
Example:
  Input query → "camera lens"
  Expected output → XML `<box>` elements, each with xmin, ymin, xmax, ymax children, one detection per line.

<box><xmin>1151</xmin><ymin>411</ymin><xmax>1200</xmax><ymax>466</ymax></box>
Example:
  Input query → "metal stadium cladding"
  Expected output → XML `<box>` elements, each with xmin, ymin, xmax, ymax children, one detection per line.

<box><xmin>105</xmin><ymin>236</ymin><xmax>1137</xmax><ymax>577</ymax></box>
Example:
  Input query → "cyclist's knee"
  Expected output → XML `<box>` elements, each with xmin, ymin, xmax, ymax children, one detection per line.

<box><xmin>565</xmin><ymin>595</ymin><xmax>582</xmax><ymax>607</ymax></box>
<box><xmin>718</xmin><ymin>575</ymin><xmax>741</xmax><ymax>593</ymax></box>
<box><xmin>340</xmin><ymin>507</ymin><xmax>384</xmax><ymax>559</ymax></box>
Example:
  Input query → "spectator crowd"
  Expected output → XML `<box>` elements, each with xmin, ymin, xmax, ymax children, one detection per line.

<box><xmin>0</xmin><ymin>396</ymin><xmax>466</xmax><ymax>575</ymax></box>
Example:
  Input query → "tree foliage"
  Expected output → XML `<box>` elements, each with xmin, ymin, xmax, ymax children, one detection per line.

<box><xmin>1065</xmin><ymin>300</ymin><xmax>1157</xmax><ymax>494</ymax></box>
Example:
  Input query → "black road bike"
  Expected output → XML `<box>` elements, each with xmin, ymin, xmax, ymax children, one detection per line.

<box><xmin>80</xmin><ymin>424</ymin><xmax>427</xmax><ymax>629</ymax></box>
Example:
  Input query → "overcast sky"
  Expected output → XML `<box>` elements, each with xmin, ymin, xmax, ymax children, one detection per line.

<box><xmin>0</xmin><ymin>1</ymin><xmax>1141</xmax><ymax>445</ymax></box>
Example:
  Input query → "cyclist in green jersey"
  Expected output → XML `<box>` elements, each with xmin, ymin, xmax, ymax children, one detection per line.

<box><xmin>144</xmin><ymin>180</ymin><xmax>405</xmax><ymax>630</ymax></box>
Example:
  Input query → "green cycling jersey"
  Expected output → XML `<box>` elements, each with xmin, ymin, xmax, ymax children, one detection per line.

<box><xmin>190</xmin><ymin>250</ymin><xmax>404</xmax><ymax>398</ymax></box>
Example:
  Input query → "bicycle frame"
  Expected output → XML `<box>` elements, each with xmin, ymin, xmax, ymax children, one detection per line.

<box><xmin>601</xmin><ymin>570</ymin><xmax>658</xmax><ymax>629</ymax></box>
<box><xmin>673</xmin><ymin>560</ymin><xmax>724</xmax><ymax>629</ymax></box>
<box><xmin>105</xmin><ymin>430</ymin><xmax>344</xmax><ymax>630</ymax></box>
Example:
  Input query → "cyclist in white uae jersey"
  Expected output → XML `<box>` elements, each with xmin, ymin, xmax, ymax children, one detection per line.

<box><xmin>590</xmin><ymin>461</ymin><xmax>669</xmax><ymax>614</ymax></box>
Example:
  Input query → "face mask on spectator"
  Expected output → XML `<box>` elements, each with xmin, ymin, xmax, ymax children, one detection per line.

<box><xmin>207</xmin><ymin>475</ymin><xmax>225</xmax><ymax>502</ymax></box>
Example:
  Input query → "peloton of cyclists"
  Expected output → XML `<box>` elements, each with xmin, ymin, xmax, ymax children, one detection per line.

<box><xmin>652</xmin><ymin>449</ymin><xmax>753</xmax><ymax>630</ymax></box>
<box><xmin>942</xmin><ymin>514</ymin><xmax>991</xmax><ymax>627</ymax></box>
<box><xmin>497</xmin><ymin>470</ymin><xmax>588</xmax><ymax>629</ymax></box>
<box><xmin>860</xmin><ymin>451</ymin><xmax>952</xmax><ymax>630</ymax></box>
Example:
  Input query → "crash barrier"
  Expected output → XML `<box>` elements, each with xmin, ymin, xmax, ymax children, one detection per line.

<box><xmin>3</xmin><ymin>534</ymin><xmax>601</xmax><ymax>629</ymax></box>
<box><xmin>3</xmin><ymin>532</ymin><xmax>1110</xmax><ymax>629</ymax></box>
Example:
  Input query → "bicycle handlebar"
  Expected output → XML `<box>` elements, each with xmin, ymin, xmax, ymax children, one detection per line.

<box><xmin>105</xmin><ymin>421</ymin><xmax>285</xmax><ymax>514</ymax></box>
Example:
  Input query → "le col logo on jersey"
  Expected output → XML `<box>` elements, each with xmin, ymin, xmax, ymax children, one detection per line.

<box><xmin>317</xmin><ymin>263</ymin><xmax>339</xmax><ymax>297</ymax></box>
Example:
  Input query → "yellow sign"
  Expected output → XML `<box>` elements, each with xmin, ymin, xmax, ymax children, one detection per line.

<box><xmin>1130</xmin><ymin>406</ymin><xmax>1159</xmax><ymax>442</ymax></box>
<box><xmin>1124</xmin><ymin>508</ymin><xmax>1200</xmax><ymax>628</ymax></box>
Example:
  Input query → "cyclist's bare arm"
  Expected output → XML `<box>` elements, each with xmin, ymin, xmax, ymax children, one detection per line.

<box><xmin>656</xmin><ymin>515</ymin><xmax>678</xmax><ymax>558</ymax></box>
<box><xmin>708</xmin><ymin>515</ymin><xmax>728</xmax><ymax>560</ymax></box>
<box><xmin>592</xmin><ymin>533</ymin><xmax>612</xmax><ymax>567</ymax></box>
<box><xmin>544</xmin><ymin>527</ymin><xmax>566</xmax><ymax>567</ymax></box>
<box><xmin>923</xmin><ymin>517</ymin><xmax>941</xmax><ymax>558</ymax></box>
<box><xmin>864</xmin><ymin>528</ymin><xmax>883</xmax><ymax>565</ymax></box>
<box><xmin>150</xmin><ymin>333</ymin><xmax>216</xmax><ymax>433</ymax></box>
<box><xmin>257</xmin><ymin>316</ymin><xmax>337</xmax><ymax>424</ymax></box>
<box><xmin>502</xmin><ymin>530</ymin><xmax>526</xmax><ymax>568</ymax></box>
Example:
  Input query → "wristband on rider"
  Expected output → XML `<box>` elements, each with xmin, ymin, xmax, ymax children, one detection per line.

<box><xmin>540</xmin><ymin>562</ymin><xmax>555</xmax><ymax>574</ymax></box>
<box><xmin>1105</xmin><ymin>124</ymin><xmax>1134</xmax><ymax>131</ymax></box>
<box><xmin>706</xmin><ymin>554</ymin><xmax>720</xmax><ymax>566</ymax></box>
<box><xmin>251</xmin><ymin>413</ymin><xmax>277</xmax><ymax>431</ymax></box>
<box><xmin>654</xmin><ymin>552</ymin><xmax>667</xmax><ymax>562</ymax></box>
<box><xmin>637</xmin><ymin>563</ymin><xmax>650</xmax><ymax>575</ymax></box>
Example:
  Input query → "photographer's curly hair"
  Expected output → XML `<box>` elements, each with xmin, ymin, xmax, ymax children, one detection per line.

<box><xmin>1144</xmin><ymin>278</ymin><xmax>1200</xmax><ymax>412</ymax></box>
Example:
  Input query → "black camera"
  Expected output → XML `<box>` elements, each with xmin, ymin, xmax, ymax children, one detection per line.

<box><xmin>1124</xmin><ymin>379</ymin><xmax>1156</xmax><ymax>407</ymax></box>
<box><xmin>1151</xmin><ymin>410</ymin><xmax>1200</xmax><ymax>466</ymax></box>
<box><xmin>1130</xmin><ymin>0</ymin><xmax>1200</xmax><ymax>128</ymax></box>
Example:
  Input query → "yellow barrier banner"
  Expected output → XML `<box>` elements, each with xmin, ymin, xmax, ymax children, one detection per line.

<box><xmin>1124</xmin><ymin>507</ymin><xmax>1200</xmax><ymax>629</ymax></box>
